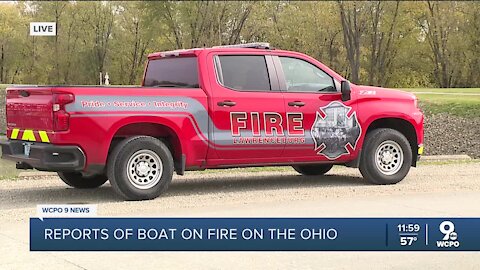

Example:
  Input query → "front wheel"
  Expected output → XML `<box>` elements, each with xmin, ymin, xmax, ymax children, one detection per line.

<box><xmin>107</xmin><ymin>136</ymin><xmax>174</xmax><ymax>201</ymax></box>
<box><xmin>58</xmin><ymin>172</ymin><xmax>108</xmax><ymax>189</ymax></box>
<box><xmin>292</xmin><ymin>164</ymin><xmax>334</xmax><ymax>176</ymax></box>
<box><xmin>359</xmin><ymin>128</ymin><xmax>412</xmax><ymax>185</ymax></box>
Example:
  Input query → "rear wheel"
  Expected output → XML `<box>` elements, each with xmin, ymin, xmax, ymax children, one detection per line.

<box><xmin>58</xmin><ymin>172</ymin><xmax>108</xmax><ymax>189</ymax></box>
<box><xmin>107</xmin><ymin>136</ymin><xmax>174</xmax><ymax>201</ymax></box>
<box><xmin>292</xmin><ymin>164</ymin><xmax>334</xmax><ymax>176</ymax></box>
<box><xmin>359</xmin><ymin>128</ymin><xmax>412</xmax><ymax>185</ymax></box>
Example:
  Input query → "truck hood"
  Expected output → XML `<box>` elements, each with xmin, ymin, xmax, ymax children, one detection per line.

<box><xmin>353</xmin><ymin>85</ymin><xmax>417</xmax><ymax>102</ymax></box>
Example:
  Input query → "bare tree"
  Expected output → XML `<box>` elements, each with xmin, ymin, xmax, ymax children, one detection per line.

<box><xmin>126</xmin><ymin>8</ymin><xmax>152</xmax><ymax>85</ymax></box>
<box><xmin>0</xmin><ymin>44</ymin><xmax>4</xmax><ymax>83</ymax></box>
<box><xmin>51</xmin><ymin>2</ymin><xmax>67</xmax><ymax>83</ymax></box>
<box><xmin>368</xmin><ymin>1</ymin><xmax>400</xmax><ymax>86</ymax></box>
<box><xmin>422</xmin><ymin>1</ymin><xmax>454</xmax><ymax>88</ymax></box>
<box><xmin>338</xmin><ymin>1</ymin><xmax>367</xmax><ymax>83</ymax></box>
<box><xmin>62</xmin><ymin>5</ymin><xmax>81</xmax><ymax>83</ymax></box>
<box><xmin>87</xmin><ymin>2</ymin><xmax>115</xmax><ymax>77</ymax></box>
<box><xmin>162</xmin><ymin>2</ymin><xmax>183</xmax><ymax>49</ymax></box>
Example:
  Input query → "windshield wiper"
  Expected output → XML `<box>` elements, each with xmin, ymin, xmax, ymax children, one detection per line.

<box><xmin>318</xmin><ymin>86</ymin><xmax>337</xmax><ymax>92</ymax></box>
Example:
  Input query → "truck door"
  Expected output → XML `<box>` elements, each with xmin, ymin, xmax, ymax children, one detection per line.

<box><xmin>207</xmin><ymin>53</ymin><xmax>286</xmax><ymax>161</ymax></box>
<box><xmin>273</xmin><ymin>56</ymin><xmax>361</xmax><ymax>161</ymax></box>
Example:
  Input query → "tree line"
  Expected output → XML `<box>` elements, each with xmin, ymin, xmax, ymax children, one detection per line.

<box><xmin>0</xmin><ymin>1</ymin><xmax>479</xmax><ymax>88</ymax></box>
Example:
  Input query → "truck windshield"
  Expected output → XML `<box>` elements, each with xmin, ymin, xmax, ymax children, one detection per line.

<box><xmin>144</xmin><ymin>57</ymin><xmax>199</xmax><ymax>88</ymax></box>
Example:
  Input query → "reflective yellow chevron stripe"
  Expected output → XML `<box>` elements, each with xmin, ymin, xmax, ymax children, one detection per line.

<box><xmin>418</xmin><ymin>145</ymin><xmax>424</xmax><ymax>155</ymax></box>
<box><xmin>21</xmin><ymin>130</ymin><xmax>36</xmax><ymax>141</ymax></box>
<box><xmin>38</xmin><ymin>131</ymin><xmax>50</xmax><ymax>143</ymax></box>
<box><xmin>10</xmin><ymin>128</ymin><xmax>19</xmax><ymax>139</ymax></box>
<box><xmin>10</xmin><ymin>129</ymin><xmax>51</xmax><ymax>143</ymax></box>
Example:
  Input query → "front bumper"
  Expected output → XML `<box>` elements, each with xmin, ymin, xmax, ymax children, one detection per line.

<box><xmin>0</xmin><ymin>140</ymin><xmax>85</xmax><ymax>172</ymax></box>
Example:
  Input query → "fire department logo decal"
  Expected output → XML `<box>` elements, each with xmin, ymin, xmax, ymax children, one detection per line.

<box><xmin>311</xmin><ymin>101</ymin><xmax>361</xmax><ymax>159</ymax></box>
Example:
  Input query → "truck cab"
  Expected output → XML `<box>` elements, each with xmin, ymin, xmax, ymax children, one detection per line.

<box><xmin>1</xmin><ymin>43</ymin><xmax>424</xmax><ymax>200</ymax></box>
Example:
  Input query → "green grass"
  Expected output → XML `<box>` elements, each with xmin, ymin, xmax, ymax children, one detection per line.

<box><xmin>417</xmin><ymin>159</ymin><xmax>480</xmax><ymax>166</ymax></box>
<box><xmin>0</xmin><ymin>147</ymin><xmax>27</xmax><ymax>180</ymax></box>
<box><xmin>397</xmin><ymin>88</ymin><xmax>480</xmax><ymax>117</ymax></box>
<box><xmin>401</xmin><ymin>88</ymin><xmax>480</xmax><ymax>94</ymax></box>
<box><xmin>417</xmin><ymin>94</ymin><xmax>480</xmax><ymax>117</ymax></box>
<box><xmin>0</xmin><ymin>148</ymin><xmax>20</xmax><ymax>179</ymax></box>
<box><xmin>0</xmin><ymin>159</ymin><xmax>20</xmax><ymax>180</ymax></box>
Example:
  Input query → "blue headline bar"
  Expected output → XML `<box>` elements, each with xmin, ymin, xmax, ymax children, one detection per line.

<box><xmin>30</xmin><ymin>218</ymin><xmax>480</xmax><ymax>251</ymax></box>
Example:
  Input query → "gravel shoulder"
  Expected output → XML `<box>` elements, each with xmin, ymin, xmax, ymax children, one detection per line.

<box><xmin>1</xmin><ymin>163</ymin><xmax>480</xmax><ymax>217</ymax></box>
<box><xmin>1</xmin><ymin>163</ymin><xmax>480</xmax><ymax>269</ymax></box>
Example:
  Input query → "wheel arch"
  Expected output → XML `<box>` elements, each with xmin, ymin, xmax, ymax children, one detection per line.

<box><xmin>106</xmin><ymin>118</ymin><xmax>185</xmax><ymax>174</ymax></box>
<box><xmin>365</xmin><ymin>117</ymin><xmax>418</xmax><ymax>166</ymax></box>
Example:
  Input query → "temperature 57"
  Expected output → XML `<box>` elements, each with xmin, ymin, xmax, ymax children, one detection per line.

<box><xmin>400</xmin><ymin>236</ymin><xmax>418</xmax><ymax>246</ymax></box>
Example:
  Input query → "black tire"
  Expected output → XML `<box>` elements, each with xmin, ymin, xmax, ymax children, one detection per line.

<box><xmin>107</xmin><ymin>136</ymin><xmax>174</xmax><ymax>201</ymax></box>
<box><xmin>292</xmin><ymin>164</ymin><xmax>334</xmax><ymax>176</ymax></box>
<box><xmin>58</xmin><ymin>172</ymin><xmax>108</xmax><ymax>189</ymax></box>
<box><xmin>359</xmin><ymin>128</ymin><xmax>412</xmax><ymax>185</ymax></box>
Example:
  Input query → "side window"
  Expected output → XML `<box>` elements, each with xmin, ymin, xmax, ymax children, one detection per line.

<box><xmin>216</xmin><ymin>55</ymin><xmax>271</xmax><ymax>91</ymax></box>
<box><xmin>279</xmin><ymin>57</ymin><xmax>336</xmax><ymax>93</ymax></box>
<box><xmin>144</xmin><ymin>57</ymin><xmax>199</xmax><ymax>88</ymax></box>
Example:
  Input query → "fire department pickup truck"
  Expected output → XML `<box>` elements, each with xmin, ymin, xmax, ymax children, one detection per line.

<box><xmin>1</xmin><ymin>43</ymin><xmax>424</xmax><ymax>200</ymax></box>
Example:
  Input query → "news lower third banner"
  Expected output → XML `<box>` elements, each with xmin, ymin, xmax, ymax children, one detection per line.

<box><xmin>29</xmin><ymin>218</ymin><xmax>480</xmax><ymax>251</ymax></box>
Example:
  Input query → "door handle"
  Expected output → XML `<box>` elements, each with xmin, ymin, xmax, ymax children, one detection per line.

<box><xmin>217</xmin><ymin>100</ymin><xmax>236</xmax><ymax>107</ymax></box>
<box><xmin>19</xmin><ymin>90</ymin><xmax>30</xmax><ymax>97</ymax></box>
<box><xmin>288</xmin><ymin>101</ymin><xmax>305</xmax><ymax>107</ymax></box>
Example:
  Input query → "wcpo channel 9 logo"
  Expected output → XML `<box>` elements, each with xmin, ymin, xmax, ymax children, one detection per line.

<box><xmin>437</xmin><ymin>220</ymin><xmax>460</xmax><ymax>248</ymax></box>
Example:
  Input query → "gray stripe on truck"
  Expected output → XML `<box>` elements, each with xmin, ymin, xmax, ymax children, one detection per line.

<box><xmin>66</xmin><ymin>95</ymin><xmax>315</xmax><ymax>147</ymax></box>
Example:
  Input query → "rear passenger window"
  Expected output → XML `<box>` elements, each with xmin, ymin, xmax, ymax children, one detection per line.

<box><xmin>215</xmin><ymin>55</ymin><xmax>271</xmax><ymax>91</ymax></box>
<box><xmin>144</xmin><ymin>57</ymin><xmax>199</xmax><ymax>88</ymax></box>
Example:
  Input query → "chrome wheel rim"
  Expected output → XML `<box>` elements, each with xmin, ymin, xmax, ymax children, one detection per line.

<box><xmin>126</xmin><ymin>150</ymin><xmax>163</xmax><ymax>189</ymax></box>
<box><xmin>375</xmin><ymin>140</ymin><xmax>403</xmax><ymax>176</ymax></box>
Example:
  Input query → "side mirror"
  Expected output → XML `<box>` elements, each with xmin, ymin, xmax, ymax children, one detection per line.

<box><xmin>341</xmin><ymin>80</ymin><xmax>351</xmax><ymax>101</ymax></box>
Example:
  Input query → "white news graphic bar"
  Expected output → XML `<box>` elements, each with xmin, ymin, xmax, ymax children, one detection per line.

<box><xmin>37</xmin><ymin>204</ymin><xmax>97</xmax><ymax>220</ymax></box>
<box><xmin>30</xmin><ymin>22</ymin><xmax>56</xmax><ymax>36</ymax></box>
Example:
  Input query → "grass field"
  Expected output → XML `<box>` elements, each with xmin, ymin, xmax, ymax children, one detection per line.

<box><xmin>0</xmin><ymin>156</ymin><xmax>20</xmax><ymax>180</ymax></box>
<box><xmin>402</xmin><ymin>88</ymin><xmax>480</xmax><ymax>117</ymax></box>
<box><xmin>417</xmin><ymin>94</ymin><xmax>480</xmax><ymax>117</ymax></box>
<box><xmin>402</xmin><ymin>88</ymin><xmax>480</xmax><ymax>94</ymax></box>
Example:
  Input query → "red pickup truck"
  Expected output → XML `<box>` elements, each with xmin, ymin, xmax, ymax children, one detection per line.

<box><xmin>1</xmin><ymin>43</ymin><xmax>424</xmax><ymax>200</ymax></box>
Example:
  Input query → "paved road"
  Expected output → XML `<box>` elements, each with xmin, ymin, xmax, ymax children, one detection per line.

<box><xmin>1</xmin><ymin>163</ymin><xmax>480</xmax><ymax>269</ymax></box>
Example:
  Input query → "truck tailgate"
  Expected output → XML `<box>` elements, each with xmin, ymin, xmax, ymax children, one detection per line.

<box><xmin>6</xmin><ymin>87</ymin><xmax>54</xmax><ymax>132</ymax></box>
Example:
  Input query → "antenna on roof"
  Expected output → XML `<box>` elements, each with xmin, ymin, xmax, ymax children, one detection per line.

<box><xmin>213</xmin><ymin>42</ymin><xmax>271</xmax><ymax>49</ymax></box>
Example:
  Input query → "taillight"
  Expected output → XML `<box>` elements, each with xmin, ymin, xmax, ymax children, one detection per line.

<box><xmin>53</xmin><ymin>93</ymin><xmax>74</xmax><ymax>131</ymax></box>
<box><xmin>54</xmin><ymin>93</ymin><xmax>74</xmax><ymax>107</ymax></box>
